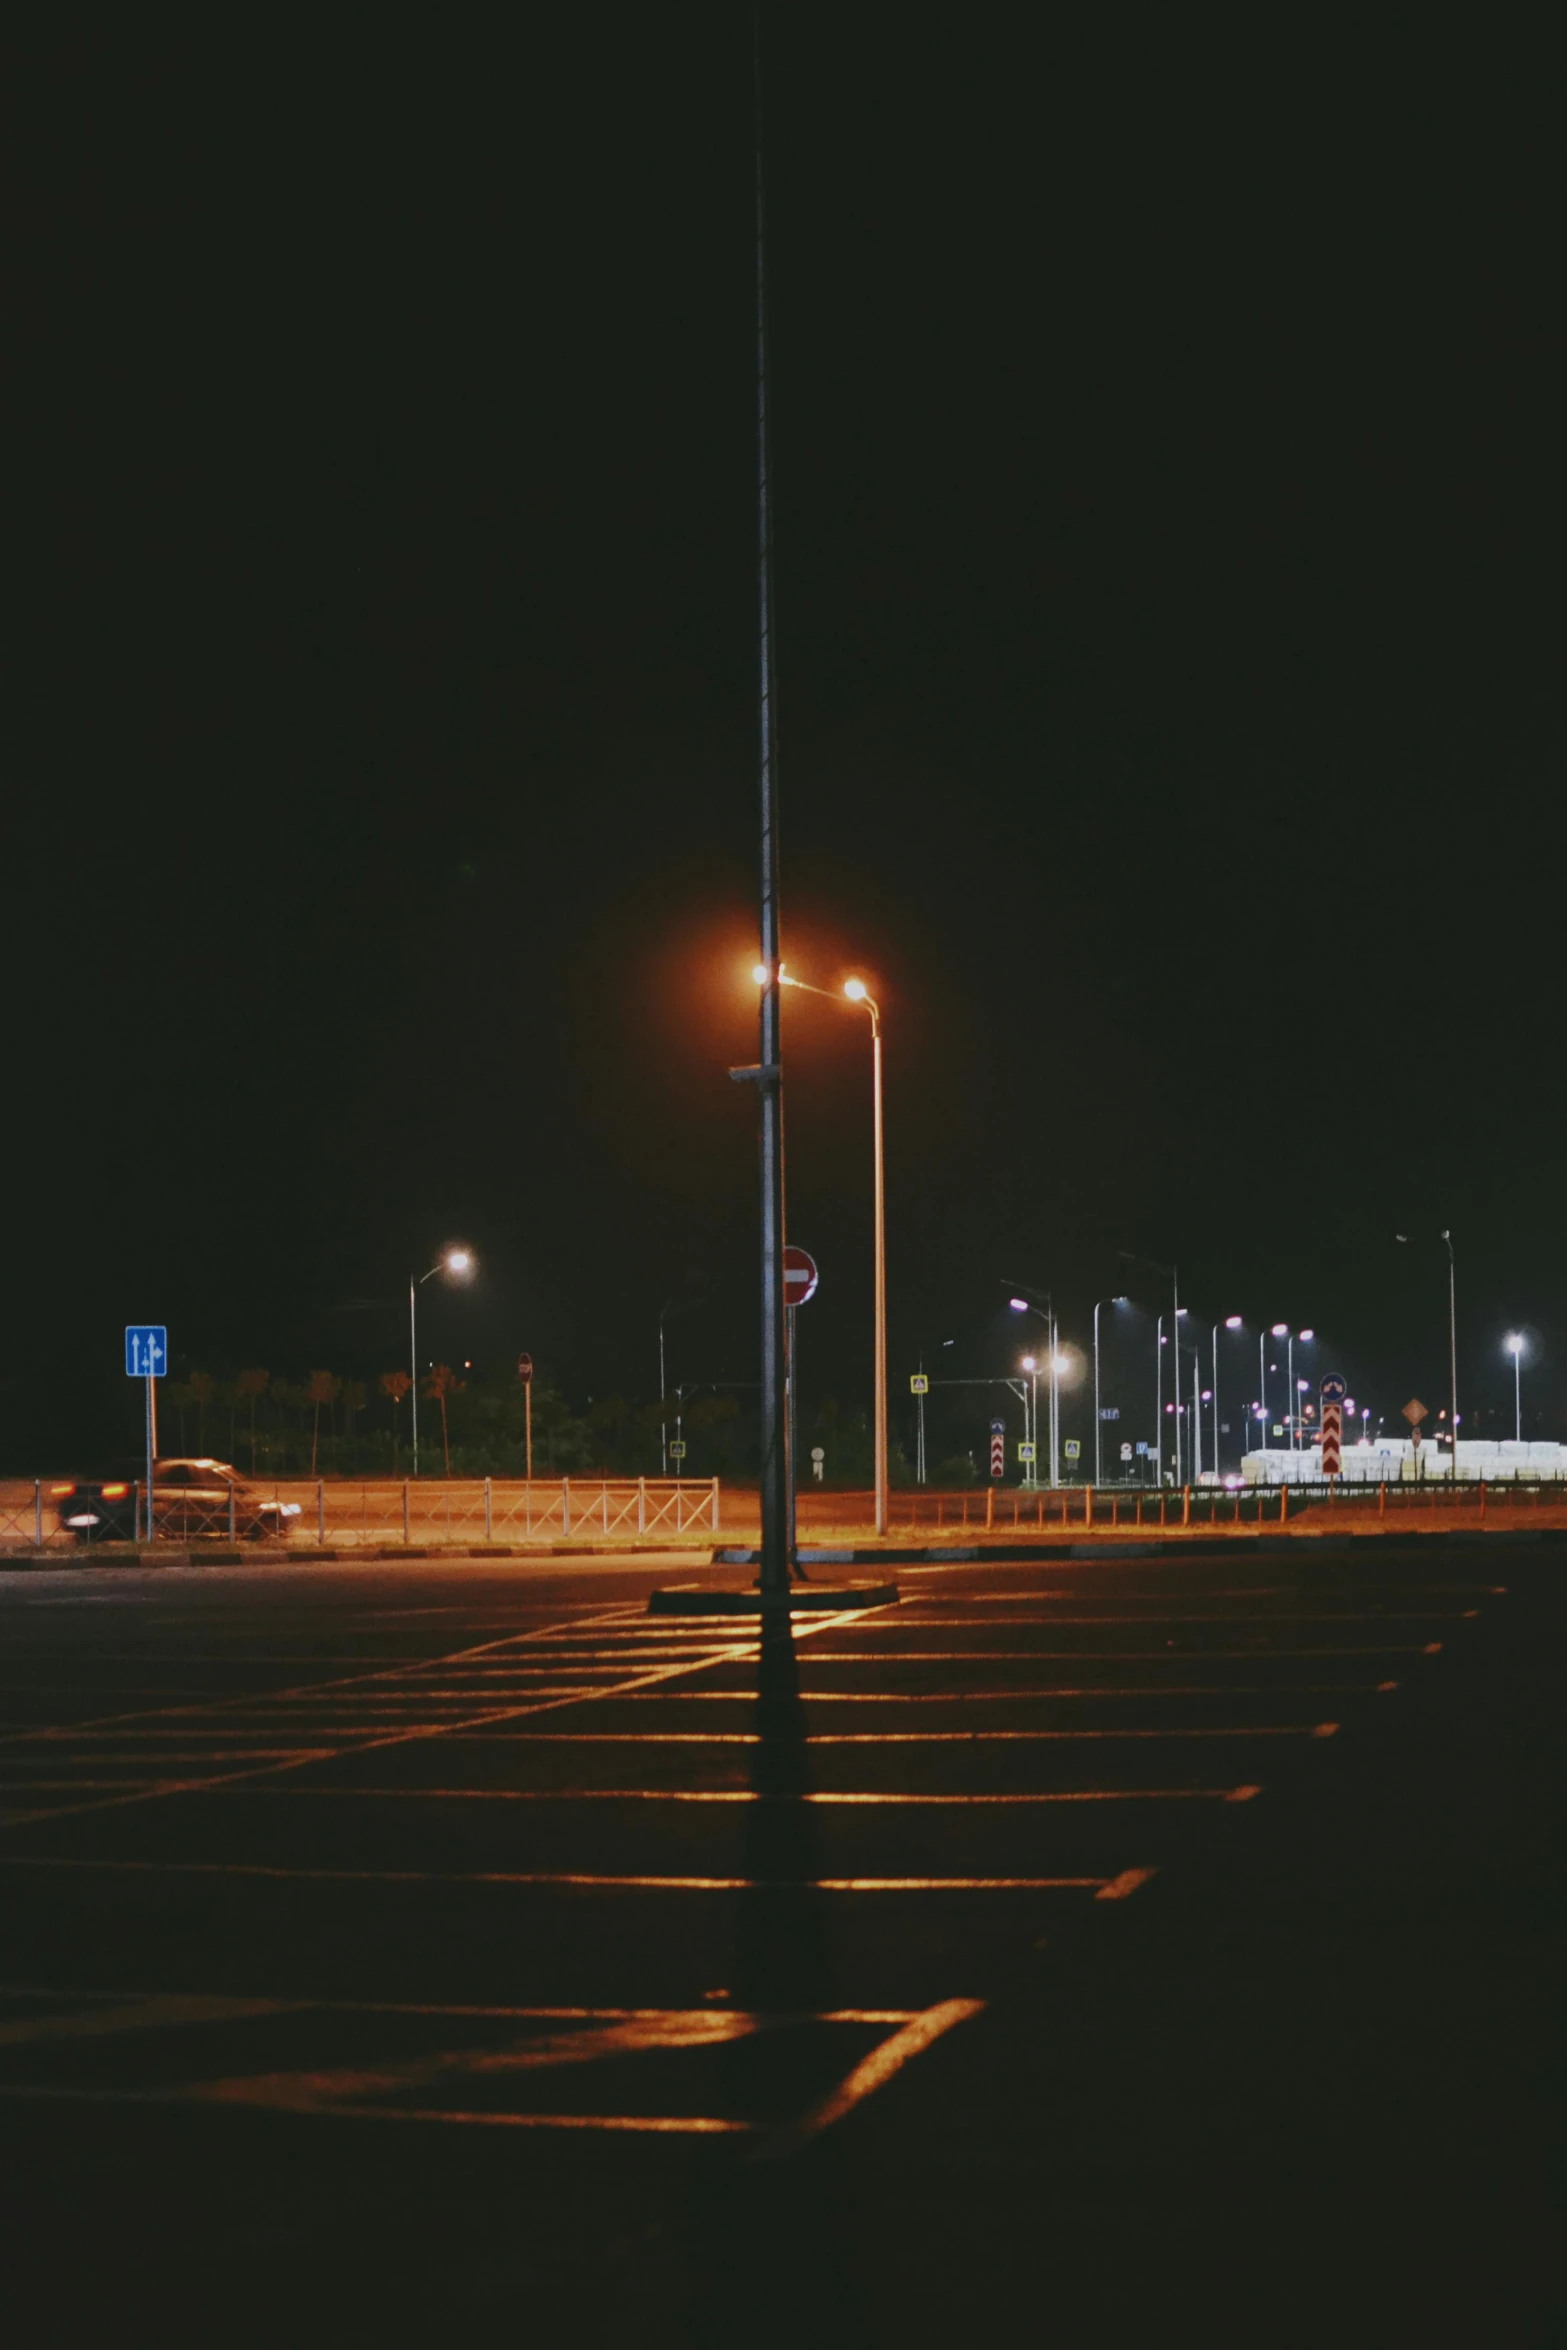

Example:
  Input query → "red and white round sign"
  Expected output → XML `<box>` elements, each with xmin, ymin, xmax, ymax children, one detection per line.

<box><xmin>783</xmin><ymin>1246</ymin><xmax>819</xmax><ymax>1305</ymax></box>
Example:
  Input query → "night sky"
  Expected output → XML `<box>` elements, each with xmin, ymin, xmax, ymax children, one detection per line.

<box><xmin>9</xmin><ymin>13</ymin><xmax>1564</xmax><ymax>1468</ymax></box>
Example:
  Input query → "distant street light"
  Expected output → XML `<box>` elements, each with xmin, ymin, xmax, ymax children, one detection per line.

<box><xmin>1506</xmin><ymin>1332</ymin><xmax>1524</xmax><ymax>1442</ymax></box>
<box><xmin>410</xmin><ymin>1247</ymin><xmax>475</xmax><ymax>1478</ymax></box>
<box><xmin>1093</xmin><ymin>1296</ymin><xmax>1128</xmax><ymax>1486</ymax></box>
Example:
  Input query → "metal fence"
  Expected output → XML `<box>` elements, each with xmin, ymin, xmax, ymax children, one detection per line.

<box><xmin>0</xmin><ymin>1476</ymin><xmax>721</xmax><ymax>1551</ymax></box>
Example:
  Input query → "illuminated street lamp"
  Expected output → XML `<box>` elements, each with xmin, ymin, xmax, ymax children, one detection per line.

<box><xmin>762</xmin><ymin>966</ymin><xmax>887</xmax><ymax>1534</ymax></box>
<box><xmin>410</xmin><ymin>1247</ymin><xmax>475</xmax><ymax>1479</ymax></box>
<box><xmin>1506</xmin><ymin>1332</ymin><xmax>1524</xmax><ymax>1442</ymax></box>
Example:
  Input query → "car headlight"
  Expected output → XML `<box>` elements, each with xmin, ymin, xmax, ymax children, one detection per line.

<box><xmin>280</xmin><ymin>1504</ymin><xmax>302</xmax><ymax>1518</ymax></box>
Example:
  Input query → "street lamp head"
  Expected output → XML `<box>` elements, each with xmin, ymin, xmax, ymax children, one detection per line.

<box><xmin>751</xmin><ymin>963</ymin><xmax>769</xmax><ymax>986</ymax></box>
<box><xmin>1506</xmin><ymin>1333</ymin><xmax>1524</xmax><ymax>1355</ymax></box>
<box><xmin>1052</xmin><ymin>1353</ymin><xmax>1070</xmax><ymax>1375</ymax></box>
<box><xmin>1021</xmin><ymin>1354</ymin><xmax>1037</xmax><ymax>1372</ymax></box>
<box><xmin>1298</xmin><ymin>1327</ymin><xmax>1314</xmax><ymax>1341</ymax></box>
<box><xmin>1271</xmin><ymin>1322</ymin><xmax>1289</xmax><ymax>1337</ymax></box>
<box><xmin>443</xmin><ymin>1248</ymin><xmax>474</xmax><ymax>1278</ymax></box>
<box><xmin>1008</xmin><ymin>1298</ymin><xmax>1028</xmax><ymax>1313</ymax></box>
<box><xmin>1225</xmin><ymin>1315</ymin><xmax>1243</xmax><ymax>1329</ymax></box>
<box><xmin>843</xmin><ymin>977</ymin><xmax>868</xmax><ymax>1001</ymax></box>
<box><xmin>1113</xmin><ymin>1294</ymin><xmax>1129</xmax><ymax>1304</ymax></box>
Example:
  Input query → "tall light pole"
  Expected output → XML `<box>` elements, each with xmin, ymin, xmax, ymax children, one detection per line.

<box><xmin>1007</xmin><ymin>1291</ymin><xmax>1060</xmax><ymax>1486</ymax></box>
<box><xmin>731</xmin><ymin>20</ymin><xmax>789</xmax><ymax>1598</ymax></box>
<box><xmin>1155</xmin><ymin>1314</ymin><xmax>1165</xmax><ymax>1484</ymax></box>
<box><xmin>1093</xmin><ymin>1296</ymin><xmax>1127</xmax><ymax>1486</ymax></box>
<box><xmin>1506</xmin><ymin>1332</ymin><xmax>1524</xmax><ymax>1442</ymax></box>
<box><xmin>1215</xmin><ymin>1316</ymin><xmax>1242</xmax><ymax>1479</ymax></box>
<box><xmin>1267</xmin><ymin>1323</ymin><xmax>1288</xmax><ymax>1454</ymax></box>
<box><xmin>765</xmin><ymin>969</ymin><xmax>887</xmax><ymax>1535</ymax></box>
<box><xmin>409</xmin><ymin>1247</ymin><xmax>475</xmax><ymax>1479</ymax></box>
<box><xmin>1397</xmin><ymin>1232</ymin><xmax>1460</xmax><ymax>1477</ymax></box>
<box><xmin>842</xmin><ymin>979</ymin><xmax>886</xmax><ymax>1534</ymax></box>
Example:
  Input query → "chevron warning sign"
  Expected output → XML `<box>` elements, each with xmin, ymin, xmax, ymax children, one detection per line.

<box><xmin>1320</xmin><ymin>1390</ymin><xmax>1343</xmax><ymax>1478</ymax></box>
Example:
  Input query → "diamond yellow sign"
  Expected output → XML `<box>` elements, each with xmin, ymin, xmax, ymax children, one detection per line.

<box><xmin>1401</xmin><ymin>1398</ymin><xmax>1428</xmax><ymax>1425</ymax></box>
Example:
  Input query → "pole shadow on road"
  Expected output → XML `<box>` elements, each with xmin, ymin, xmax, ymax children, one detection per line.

<box><xmin>675</xmin><ymin>1610</ymin><xmax>869</xmax><ymax>2349</ymax></box>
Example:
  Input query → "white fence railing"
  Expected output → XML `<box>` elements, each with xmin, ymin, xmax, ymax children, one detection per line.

<box><xmin>0</xmin><ymin>1477</ymin><xmax>721</xmax><ymax>1550</ymax></box>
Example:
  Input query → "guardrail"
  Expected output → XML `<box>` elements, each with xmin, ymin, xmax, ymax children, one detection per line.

<box><xmin>0</xmin><ymin>1476</ymin><xmax>721</xmax><ymax>1549</ymax></box>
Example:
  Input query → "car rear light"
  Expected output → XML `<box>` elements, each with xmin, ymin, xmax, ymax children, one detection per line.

<box><xmin>50</xmin><ymin>1483</ymin><xmax>75</xmax><ymax>1497</ymax></box>
<box><xmin>101</xmin><ymin>1483</ymin><xmax>129</xmax><ymax>1499</ymax></box>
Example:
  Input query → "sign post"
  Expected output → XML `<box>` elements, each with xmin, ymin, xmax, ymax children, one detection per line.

<box><xmin>125</xmin><ymin>1327</ymin><xmax>167</xmax><ymax>1541</ymax></box>
<box><xmin>782</xmin><ymin>1248</ymin><xmax>818</xmax><ymax>1572</ymax></box>
<box><xmin>517</xmin><ymin>1355</ymin><xmax>533</xmax><ymax>1481</ymax></box>
<box><xmin>910</xmin><ymin>1369</ymin><xmax>929</xmax><ymax>1488</ymax></box>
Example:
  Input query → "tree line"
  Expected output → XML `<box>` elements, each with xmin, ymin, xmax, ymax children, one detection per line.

<box><xmin>153</xmin><ymin>1362</ymin><xmax>934</xmax><ymax>1484</ymax></box>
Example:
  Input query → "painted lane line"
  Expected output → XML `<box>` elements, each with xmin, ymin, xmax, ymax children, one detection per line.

<box><xmin>0</xmin><ymin>1994</ymin><xmax>295</xmax><ymax>2048</ymax></box>
<box><xmin>0</xmin><ymin>1986</ymin><xmax>917</xmax><ymax>2025</ymax></box>
<box><xmin>0</xmin><ymin>1855</ymin><xmax>1137</xmax><ymax>1893</ymax></box>
<box><xmin>0</xmin><ymin>2083</ymin><xmax>752</xmax><ymax>2134</ymax></box>
<box><xmin>0</xmin><ymin>1598</ymin><xmax>643</xmax><ymax>1754</ymax></box>
<box><xmin>458</xmin><ymin>1723</ymin><xmax>1339</xmax><ymax>1744</ymax></box>
<box><xmin>743</xmin><ymin>1646</ymin><xmax>1444</xmax><ymax>1663</ymax></box>
<box><xmin>1095</xmin><ymin>1867</ymin><xmax>1158</xmax><ymax>1900</ymax></box>
<box><xmin>0</xmin><ymin>1609</ymin><xmax>890</xmax><ymax>1833</ymax></box>
<box><xmin>752</xmin><ymin>1997</ymin><xmax>985</xmax><ymax>2159</ymax></box>
<box><xmin>176</xmin><ymin>1784</ymin><xmax>1256</xmax><ymax>1806</ymax></box>
<box><xmin>611</xmin><ymin>1683</ymin><xmax>1389</xmax><ymax>1702</ymax></box>
<box><xmin>825</xmin><ymin>1612</ymin><xmax>1473</xmax><ymax>1627</ymax></box>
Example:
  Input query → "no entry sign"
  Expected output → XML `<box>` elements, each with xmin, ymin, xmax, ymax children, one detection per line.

<box><xmin>783</xmin><ymin>1246</ymin><xmax>819</xmax><ymax>1305</ymax></box>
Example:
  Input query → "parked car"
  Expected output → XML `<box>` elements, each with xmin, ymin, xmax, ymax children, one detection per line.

<box><xmin>50</xmin><ymin>1460</ymin><xmax>301</xmax><ymax>1543</ymax></box>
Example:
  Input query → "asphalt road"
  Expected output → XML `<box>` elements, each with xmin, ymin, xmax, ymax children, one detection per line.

<box><xmin>0</xmin><ymin>1541</ymin><xmax>1560</xmax><ymax>2346</ymax></box>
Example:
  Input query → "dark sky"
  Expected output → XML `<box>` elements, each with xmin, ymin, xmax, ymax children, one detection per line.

<box><xmin>8</xmin><ymin>11</ymin><xmax>1564</xmax><ymax>1466</ymax></box>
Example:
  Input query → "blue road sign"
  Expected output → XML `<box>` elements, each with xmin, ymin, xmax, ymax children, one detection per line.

<box><xmin>990</xmin><ymin>1418</ymin><xmax>1005</xmax><ymax>1434</ymax></box>
<box><xmin>125</xmin><ymin>1326</ymin><xmax>167</xmax><ymax>1379</ymax></box>
<box><xmin>1099</xmin><ymin>1407</ymin><xmax>1120</xmax><ymax>1421</ymax></box>
<box><xmin>1135</xmin><ymin>1440</ymin><xmax>1149</xmax><ymax>1456</ymax></box>
<box><xmin>1320</xmin><ymin>1374</ymin><xmax>1347</xmax><ymax>1403</ymax></box>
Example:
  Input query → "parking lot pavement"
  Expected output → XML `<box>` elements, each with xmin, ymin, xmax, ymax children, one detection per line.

<box><xmin>0</xmin><ymin>1541</ymin><xmax>1559</xmax><ymax>2345</ymax></box>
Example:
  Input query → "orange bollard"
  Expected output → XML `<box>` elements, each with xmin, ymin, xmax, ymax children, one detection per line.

<box><xmin>1378</xmin><ymin>1481</ymin><xmax>1385</xmax><ymax>1517</ymax></box>
<box><xmin>1182</xmin><ymin>1485</ymin><xmax>1190</xmax><ymax>1527</ymax></box>
<box><xmin>1085</xmin><ymin>1486</ymin><xmax>1093</xmax><ymax>1528</ymax></box>
<box><xmin>985</xmin><ymin>1484</ymin><xmax>993</xmax><ymax>1531</ymax></box>
<box><xmin>1159</xmin><ymin>1494</ymin><xmax>1166</xmax><ymax>1528</ymax></box>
